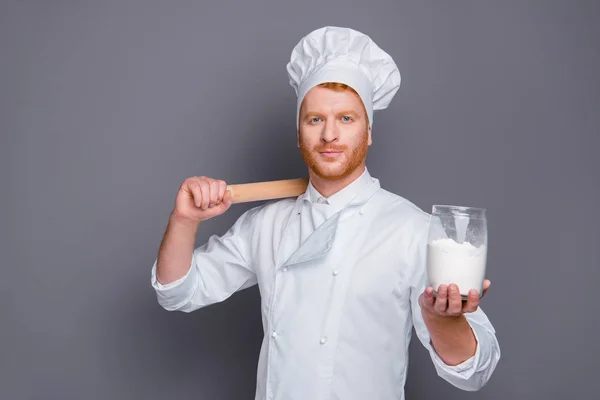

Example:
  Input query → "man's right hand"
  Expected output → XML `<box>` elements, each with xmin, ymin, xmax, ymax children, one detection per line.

<box><xmin>171</xmin><ymin>176</ymin><xmax>233</xmax><ymax>223</ymax></box>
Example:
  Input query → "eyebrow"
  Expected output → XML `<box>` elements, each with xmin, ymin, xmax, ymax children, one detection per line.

<box><xmin>302</xmin><ymin>110</ymin><xmax>362</xmax><ymax>119</ymax></box>
<box><xmin>303</xmin><ymin>111</ymin><xmax>326</xmax><ymax>118</ymax></box>
<box><xmin>337</xmin><ymin>110</ymin><xmax>361</xmax><ymax>118</ymax></box>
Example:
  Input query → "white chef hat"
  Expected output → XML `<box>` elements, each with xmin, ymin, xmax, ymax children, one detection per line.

<box><xmin>286</xmin><ymin>26</ymin><xmax>401</xmax><ymax>128</ymax></box>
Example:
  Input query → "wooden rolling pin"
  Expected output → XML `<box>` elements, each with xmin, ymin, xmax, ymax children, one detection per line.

<box><xmin>227</xmin><ymin>178</ymin><xmax>309</xmax><ymax>204</ymax></box>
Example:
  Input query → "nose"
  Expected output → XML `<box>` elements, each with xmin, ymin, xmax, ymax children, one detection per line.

<box><xmin>321</xmin><ymin>119</ymin><xmax>339</xmax><ymax>143</ymax></box>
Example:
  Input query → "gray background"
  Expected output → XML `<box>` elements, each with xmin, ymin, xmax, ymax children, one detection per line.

<box><xmin>2</xmin><ymin>1</ymin><xmax>598</xmax><ymax>399</ymax></box>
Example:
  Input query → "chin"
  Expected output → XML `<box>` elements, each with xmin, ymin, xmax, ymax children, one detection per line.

<box><xmin>301</xmin><ymin>148</ymin><xmax>366</xmax><ymax>181</ymax></box>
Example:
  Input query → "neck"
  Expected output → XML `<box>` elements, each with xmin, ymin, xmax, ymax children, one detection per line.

<box><xmin>309</xmin><ymin>165</ymin><xmax>366</xmax><ymax>198</ymax></box>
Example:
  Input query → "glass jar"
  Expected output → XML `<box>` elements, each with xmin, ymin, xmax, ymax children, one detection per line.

<box><xmin>426</xmin><ymin>205</ymin><xmax>488</xmax><ymax>298</ymax></box>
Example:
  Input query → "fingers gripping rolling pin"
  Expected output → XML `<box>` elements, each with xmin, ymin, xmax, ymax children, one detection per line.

<box><xmin>226</xmin><ymin>178</ymin><xmax>309</xmax><ymax>203</ymax></box>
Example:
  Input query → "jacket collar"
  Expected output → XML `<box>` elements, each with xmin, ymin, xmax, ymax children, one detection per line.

<box><xmin>295</xmin><ymin>168</ymin><xmax>376</xmax><ymax>215</ymax></box>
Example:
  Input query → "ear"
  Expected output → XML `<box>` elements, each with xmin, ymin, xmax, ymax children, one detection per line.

<box><xmin>367</xmin><ymin>125</ymin><xmax>372</xmax><ymax>146</ymax></box>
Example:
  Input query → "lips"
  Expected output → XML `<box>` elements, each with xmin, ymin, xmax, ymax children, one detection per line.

<box><xmin>318</xmin><ymin>150</ymin><xmax>344</xmax><ymax>159</ymax></box>
<box><xmin>317</xmin><ymin>147</ymin><xmax>345</xmax><ymax>153</ymax></box>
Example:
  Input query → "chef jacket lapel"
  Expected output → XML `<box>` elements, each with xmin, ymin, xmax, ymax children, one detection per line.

<box><xmin>282</xmin><ymin>211</ymin><xmax>340</xmax><ymax>267</ymax></box>
<box><xmin>277</xmin><ymin>178</ymin><xmax>381</xmax><ymax>269</ymax></box>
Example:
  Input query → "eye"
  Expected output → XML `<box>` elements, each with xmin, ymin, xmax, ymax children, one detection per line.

<box><xmin>310</xmin><ymin>117</ymin><xmax>322</xmax><ymax>124</ymax></box>
<box><xmin>341</xmin><ymin>115</ymin><xmax>353</xmax><ymax>122</ymax></box>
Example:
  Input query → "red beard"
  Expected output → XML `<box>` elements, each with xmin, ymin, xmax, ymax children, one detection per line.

<box><xmin>299</xmin><ymin>131</ymin><xmax>369</xmax><ymax>180</ymax></box>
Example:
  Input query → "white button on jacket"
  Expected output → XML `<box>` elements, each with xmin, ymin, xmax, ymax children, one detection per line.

<box><xmin>151</xmin><ymin>169</ymin><xmax>501</xmax><ymax>400</ymax></box>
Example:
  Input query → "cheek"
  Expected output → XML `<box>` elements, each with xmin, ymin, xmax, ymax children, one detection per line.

<box><xmin>298</xmin><ymin>129</ymin><xmax>319</xmax><ymax>147</ymax></box>
<box><xmin>345</xmin><ymin>126</ymin><xmax>368</xmax><ymax>146</ymax></box>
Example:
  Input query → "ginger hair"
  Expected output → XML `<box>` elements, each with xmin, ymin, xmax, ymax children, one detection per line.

<box><xmin>317</xmin><ymin>81</ymin><xmax>359</xmax><ymax>94</ymax></box>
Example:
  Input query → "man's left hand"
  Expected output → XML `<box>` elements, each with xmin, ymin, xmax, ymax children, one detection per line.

<box><xmin>419</xmin><ymin>280</ymin><xmax>491</xmax><ymax>318</ymax></box>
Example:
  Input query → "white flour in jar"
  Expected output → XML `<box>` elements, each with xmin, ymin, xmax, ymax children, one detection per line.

<box><xmin>426</xmin><ymin>238</ymin><xmax>487</xmax><ymax>296</ymax></box>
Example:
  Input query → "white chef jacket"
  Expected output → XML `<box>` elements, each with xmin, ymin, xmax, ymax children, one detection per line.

<box><xmin>151</xmin><ymin>168</ymin><xmax>501</xmax><ymax>400</ymax></box>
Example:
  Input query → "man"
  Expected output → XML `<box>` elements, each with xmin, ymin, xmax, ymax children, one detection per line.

<box><xmin>152</xmin><ymin>26</ymin><xmax>500</xmax><ymax>399</ymax></box>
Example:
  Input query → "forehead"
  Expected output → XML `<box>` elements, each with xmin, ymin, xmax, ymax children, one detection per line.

<box><xmin>300</xmin><ymin>86</ymin><xmax>365</xmax><ymax>113</ymax></box>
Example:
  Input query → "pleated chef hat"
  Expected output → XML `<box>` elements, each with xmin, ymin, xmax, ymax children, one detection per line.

<box><xmin>286</xmin><ymin>26</ymin><xmax>401</xmax><ymax>128</ymax></box>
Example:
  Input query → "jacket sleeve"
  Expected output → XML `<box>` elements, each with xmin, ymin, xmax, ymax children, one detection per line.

<box><xmin>150</xmin><ymin>208</ymin><xmax>259</xmax><ymax>313</ymax></box>
<box><xmin>409</xmin><ymin>216</ymin><xmax>501</xmax><ymax>391</ymax></box>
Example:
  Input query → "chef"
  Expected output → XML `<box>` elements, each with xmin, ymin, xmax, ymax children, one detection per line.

<box><xmin>151</xmin><ymin>26</ymin><xmax>501</xmax><ymax>400</ymax></box>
